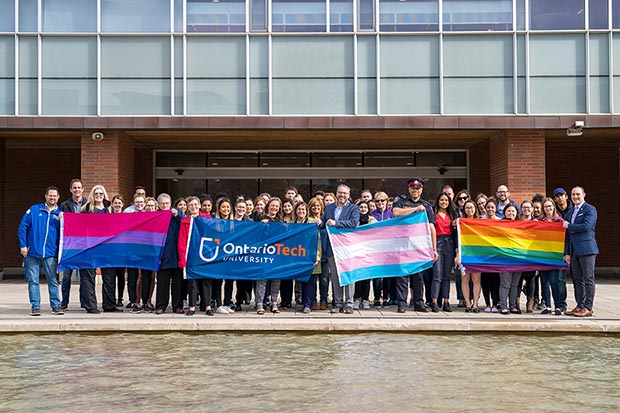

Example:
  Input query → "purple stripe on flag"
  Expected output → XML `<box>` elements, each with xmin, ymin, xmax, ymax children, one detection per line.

<box><xmin>329</xmin><ymin>223</ymin><xmax>430</xmax><ymax>248</ymax></box>
<box><xmin>63</xmin><ymin>231</ymin><xmax>167</xmax><ymax>250</ymax></box>
<box><xmin>336</xmin><ymin>248</ymin><xmax>435</xmax><ymax>274</ymax></box>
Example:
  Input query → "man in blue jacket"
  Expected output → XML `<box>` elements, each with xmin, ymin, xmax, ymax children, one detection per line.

<box><xmin>324</xmin><ymin>183</ymin><xmax>360</xmax><ymax>314</ymax></box>
<box><xmin>18</xmin><ymin>186</ymin><xmax>64</xmax><ymax>316</ymax></box>
<box><xmin>563</xmin><ymin>186</ymin><xmax>598</xmax><ymax>317</ymax></box>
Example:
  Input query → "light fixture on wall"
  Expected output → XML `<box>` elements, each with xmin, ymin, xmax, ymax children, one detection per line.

<box><xmin>174</xmin><ymin>169</ymin><xmax>185</xmax><ymax>176</ymax></box>
<box><xmin>438</xmin><ymin>165</ymin><xmax>448</xmax><ymax>175</ymax></box>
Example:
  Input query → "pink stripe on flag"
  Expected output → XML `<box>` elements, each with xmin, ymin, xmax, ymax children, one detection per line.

<box><xmin>63</xmin><ymin>211</ymin><xmax>171</xmax><ymax>236</ymax></box>
<box><xmin>336</xmin><ymin>248</ymin><xmax>435</xmax><ymax>274</ymax></box>
<box><xmin>329</xmin><ymin>223</ymin><xmax>430</xmax><ymax>248</ymax></box>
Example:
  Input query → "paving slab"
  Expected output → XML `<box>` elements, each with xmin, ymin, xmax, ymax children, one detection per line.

<box><xmin>1</xmin><ymin>279</ymin><xmax>619</xmax><ymax>334</ymax></box>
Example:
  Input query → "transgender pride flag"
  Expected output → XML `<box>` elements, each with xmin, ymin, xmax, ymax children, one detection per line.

<box><xmin>58</xmin><ymin>211</ymin><xmax>171</xmax><ymax>272</ymax></box>
<box><xmin>327</xmin><ymin>212</ymin><xmax>435</xmax><ymax>286</ymax></box>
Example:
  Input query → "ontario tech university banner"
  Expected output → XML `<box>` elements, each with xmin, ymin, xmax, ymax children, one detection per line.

<box><xmin>184</xmin><ymin>217</ymin><xmax>319</xmax><ymax>281</ymax></box>
<box><xmin>457</xmin><ymin>218</ymin><xmax>568</xmax><ymax>273</ymax></box>
<box><xmin>59</xmin><ymin>210</ymin><xmax>172</xmax><ymax>272</ymax></box>
<box><xmin>327</xmin><ymin>212</ymin><xmax>435</xmax><ymax>286</ymax></box>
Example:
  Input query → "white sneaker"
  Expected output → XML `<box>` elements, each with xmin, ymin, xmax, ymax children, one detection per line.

<box><xmin>362</xmin><ymin>300</ymin><xmax>371</xmax><ymax>310</ymax></box>
<box><xmin>484</xmin><ymin>306</ymin><xmax>492</xmax><ymax>313</ymax></box>
<box><xmin>224</xmin><ymin>305</ymin><xmax>235</xmax><ymax>314</ymax></box>
<box><xmin>215</xmin><ymin>306</ymin><xmax>228</xmax><ymax>314</ymax></box>
<box><xmin>352</xmin><ymin>298</ymin><xmax>361</xmax><ymax>310</ymax></box>
<box><xmin>183</xmin><ymin>300</ymin><xmax>189</xmax><ymax>310</ymax></box>
<box><xmin>491</xmin><ymin>307</ymin><xmax>499</xmax><ymax>313</ymax></box>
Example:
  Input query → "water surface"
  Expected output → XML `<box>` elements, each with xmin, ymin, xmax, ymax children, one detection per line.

<box><xmin>0</xmin><ymin>333</ymin><xmax>619</xmax><ymax>412</ymax></box>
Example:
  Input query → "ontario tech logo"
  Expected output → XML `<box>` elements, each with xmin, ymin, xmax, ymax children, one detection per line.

<box><xmin>198</xmin><ymin>236</ymin><xmax>307</xmax><ymax>265</ymax></box>
<box><xmin>199</xmin><ymin>237</ymin><xmax>220</xmax><ymax>263</ymax></box>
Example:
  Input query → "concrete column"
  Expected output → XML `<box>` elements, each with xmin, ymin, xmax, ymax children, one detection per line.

<box><xmin>489</xmin><ymin>130</ymin><xmax>546</xmax><ymax>203</ymax></box>
<box><xmin>0</xmin><ymin>137</ymin><xmax>4</xmax><ymax>276</ymax></box>
<box><xmin>81</xmin><ymin>131</ymin><xmax>134</xmax><ymax>203</ymax></box>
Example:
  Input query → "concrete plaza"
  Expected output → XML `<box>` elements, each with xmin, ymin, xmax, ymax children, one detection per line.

<box><xmin>1</xmin><ymin>277</ymin><xmax>619</xmax><ymax>334</ymax></box>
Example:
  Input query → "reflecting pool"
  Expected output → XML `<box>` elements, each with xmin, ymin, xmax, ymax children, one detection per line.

<box><xmin>0</xmin><ymin>333</ymin><xmax>619</xmax><ymax>412</ymax></box>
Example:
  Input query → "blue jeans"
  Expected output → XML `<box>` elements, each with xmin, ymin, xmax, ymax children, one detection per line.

<box><xmin>26</xmin><ymin>256</ymin><xmax>60</xmax><ymax>310</ymax></box>
<box><xmin>318</xmin><ymin>260</ymin><xmax>330</xmax><ymax>303</ymax></box>
<box><xmin>558</xmin><ymin>269</ymin><xmax>567</xmax><ymax>308</ymax></box>
<box><xmin>61</xmin><ymin>269</ymin><xmax>83</xmax><ymax>308</ymax></box>
<box><xmin>540</xmin><ymin>269</ymin><xmax>561</xmax><ymax>309</ymax></box>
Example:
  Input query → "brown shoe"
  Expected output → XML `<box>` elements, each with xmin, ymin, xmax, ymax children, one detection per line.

<box><xmin>575</xmin><ymin>309</ymin><xmax>593</xmax><ymax>317</ymax></box>
<box><xmin>572</xmin><ymin>307</ymin><xmax>586</xmax><ymax>317</ymax></box>
<box><xmin>526</xmin><ymin>298</ymin><xmax>534</xmax><ymax>313</ymax></box>
<box><xmin>311</xmin><ymin>301</ymin><xmax>318</xmax><ymax>311</ymax></box>
<box><xmin>565</xmin><ymin>307</ymin><xmax>580</xmax><ymax>316</ymax></box>
<box><xmin>155</xmin><ymin>309</ymin><xmax>164</xmax><ymax>315</ymax></box>
<box><xmin>320</xmin><ymin>302</ymin><xmax>328</xmax><ymax>310</ymax></box>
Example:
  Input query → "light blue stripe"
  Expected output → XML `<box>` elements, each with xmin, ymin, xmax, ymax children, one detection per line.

<box><xmin>328</xmin><ymin>212</ymin><xmax>428</xmax><ymax>236</ymax></box>
<box><xmin>339</xmin><ymin>260</ymin><xmax>434</xmax><ymax>286</ymax></box>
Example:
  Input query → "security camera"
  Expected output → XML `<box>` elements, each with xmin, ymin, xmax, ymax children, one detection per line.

<box><xmin>91</xmin><ymin>132</ymin><xmax>104</xmax><ymax>141</ymax></box>
<box><xmin>566</xmin><ymin>120</ymin><xmax>584</xmax><ymax>137</ymax></box>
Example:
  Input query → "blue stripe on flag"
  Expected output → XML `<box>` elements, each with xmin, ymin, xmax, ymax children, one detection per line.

<box><xmin>59</xmin><ymin>243</ymin><xmax>164</xmax><ymax>272</ymax></box>
<box><xmin>338</xmin><ymin>260</ymin><xmax>434</xmax><ymax>286</ymax></box>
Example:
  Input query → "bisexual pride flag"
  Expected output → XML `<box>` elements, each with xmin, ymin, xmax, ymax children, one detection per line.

<box><xmin>327</xmin><ymin>213</ymin><xmax>435</xmax><ymax>286</ymax></box>
<box><xmin>58</xmin><ymin>211</ymin><xmax>171</xmax><ymax>272</ymax></box>
<box><xmin>185</xmin><ymin>217</ymin><xmax>319</xmax><ymax>281</ymax></box>
<box><xmin>457</xmin><ymin>218</ymin><xmax>568</xmax><ymax>273</ymax></box>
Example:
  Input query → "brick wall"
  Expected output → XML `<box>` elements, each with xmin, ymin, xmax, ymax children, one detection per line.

<box><xmin>489</xmin><ymin>130</ymin><xmax>546</xmax><ymax>203</ymax></box>
<box><xmin>546</xmin><ymin>138</ymin><xmax>620</xmax><ymax>267</ymax></box>
<box><xmin>4</xmin><ymin>148</ymin><xmax>80</xmax><ymax>268</ymax></box>
<box><xmin>81</xmin><ymin>131</ymin><xmax>135</xmax><ymax>203</ymax></box>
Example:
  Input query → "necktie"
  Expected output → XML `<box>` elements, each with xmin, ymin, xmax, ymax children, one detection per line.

<box><xmin>571</xmin><ymin>206</ymin><xmax>579</xmax><ymax>223</ymax></box>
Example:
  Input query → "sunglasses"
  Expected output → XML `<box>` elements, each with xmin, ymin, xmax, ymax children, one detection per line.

<box><xmin>94</xmin><ymin>192</ymin><xmax>104</xmax><ymax>196</ymax></box>
<box><xmin>375</xmin><ymin>199</ymin><xmax>387</xmax><ymax>203</ymax></box>
<box><xmin>457</xmin><ymin>196</ymin><xmax>468</xmax><ymax>201</ymax></box>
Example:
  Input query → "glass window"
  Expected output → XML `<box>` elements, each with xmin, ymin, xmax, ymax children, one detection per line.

<box><xmin>589</xmin><ymin>0</ymin><xmax>608</xmax><ymax>29</ymax></box>
<box><xmin>379</xmin><ymin>0</ymin><xmax>438</xmax><ymax>32</ymax></box>
<box><xmin>364</xmin><ymin>152</ymin><xmax>414</xmax><ymax>168</ymax></box>
<box><xmin>251</xmin><ymin>0</ymin><xmax>267</xmax><ymax>31</ymax></box>
<box><xmin>331</xmin><ymin>0</ymin><xmax>353</xmax><ymax>32</ymax></box>
<box><xmin>250</xmin><ymin>36</ymin><xmax>269</xmax><ymax>114</ymax></box>
<box><xmin>357</xmin><ymin>36</ymin><xmax>376</xmax><ymax>114</ymax></box>
<box><xmin>0</xmin><ymin>36</ymin><xmax>15</xmax><ymax>77</ymax></box>
<box><xmin>156</xmin><ymin>152</ymin><xmax>208</xmax><ymax>167</ymax></box>
<box><xmin>272</xmin><ymin>36</ymin><xmax>354</xmax><ymax>114</ymax></box>
<box><xmin>614</xmin><ymin>0</ymin><xmax>620</xmax><ymax>29</ymax></box>
<box><xmin>443</xmin><ymin>35</ymin><xmax>513</xmax><ymax>114</ymax></box>
<box><xmin>517</xmin><ymin>34</ymin><xmax>526</xmax><ymax>113</ymax></box>
<box><xmin>359</xmin><ymin>0</ymin><xmax>374</xmax><ymax>30</ymax></box>
<box><xmin>19</xmin><ymin>36</ymin><xmax>37</xmax><ymax>115</ymax></box>
<box><xmin>174</xmin><ymin>0</ymin><xmax>183</xmax><ymax>32</ymax></box>
<box><xmin>209</xmin><ymin>153</ymin><xmax>258</xmax><ymax>168</ymax></box>
<box><xmin>0</xmin><ymin>0</ymin><xmax>15</xmax><ymax>32</ymax></box>
<box><xmin>530</xmin><ymin>0</ymin><xmax>585</xmax><ymax>30</ymax></box>
<box><xmin>174</xmin><ymin>36</ymin><xmax>183</xmax><ymax>115</ymax></box>
<box><xmin>312</xmin><ymin>153</ymin><xmax>362</xmax><ymax>167</ymax></box>
<box><xmin>42</xmin><ymin>37</ymin><xmax>97</xmax><ymax>115</ymax></box>
<box><xmin>42</xmin><ymin>0</ymin><xmax>97</xmax><ymax>32</ymax></box>
<box><xmin>530</xmin><ymin>34</ymin><xmax>585</xmax><ymax>113</ymax></box>
<box><xmin>260</xmin><ymin>153</ymin><xmax>311</xmax><ymax>168</ymax></box>
<box><xmin>101</xmin><ymin>37</ymin><xmax>171</xmax><ymax>115</ymax></box>
<box><xmin>187</xmin><ymin>37</ymin><xmax>246</xmax><ymax>115</ymax></box>
<box><xmin>416</xmin><ymin>152</ymin><xmax>467</xmax><ymax>167</ymax></box>
<box><xmin>380</xmin><ymin>35</ymin><xmax>439</xmax><ymax>114</ymax></box>
<box><xmin>516</xmin><ymin>0</ymin><xmax>525</xmax><ymax>30</ymax></box>
<box><xmin>272</xmin><ymin>0</ymin><xmax>326</xmax><ymax>32</ymax></box>
<box><xmin>0</xmin><ymin>80</ymin><xmax>14</xmax><ymax>114</ymax></box>
<box><xmin>443</xmin><ymin>0</ymin><xmax>512</xmax><ymax>32</ymax></box>
<box><xmin>187</xmin><ymin>0</ymin><xmax>245</xmax><ymax>33</ymax></box>
<box><xmin>101</xmin><ymin>0</ymin><xmax>170</xmax><ymax>33</ymax></box>
<box><xmin>19</xmin><ymin>0</ymin><xmax>38</xmax><ymax>32</ymax></box>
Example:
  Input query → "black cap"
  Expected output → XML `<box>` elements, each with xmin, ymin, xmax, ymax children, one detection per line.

<box><xmin>407</xmin><ymin>177</ymin><xmax>425</xmax><ymax>188</ymax></box>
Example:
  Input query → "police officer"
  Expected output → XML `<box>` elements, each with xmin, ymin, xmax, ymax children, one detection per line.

<box><xmin>392</xmin><ymin>178</ymin><xmax>438</xmax><ymax>313</ymax></box>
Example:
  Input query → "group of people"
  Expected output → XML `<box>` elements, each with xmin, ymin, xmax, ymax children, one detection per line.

<box><xmin>18</xmin><ymin>178</ymin><xmax>598</xmax><ymax>319</ymax></box>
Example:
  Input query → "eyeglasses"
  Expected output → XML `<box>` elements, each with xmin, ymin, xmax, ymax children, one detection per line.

<box><xmin>457</xmin><ymin>196</ymin><xmax>468</xmax><ymax>201</ymax></box>
<box><xmin>94</xmin><ymin>192</ymin><xmax>104</xmax><ymax>196</ymax></box>
<box><xmin>497</xmin><ymin>191</ymin><xmax>508</xmax><ymax>194</ymax></box>
<box><xmin>375</xmin><ymin>199</ymin><xmax>387</xmax><ymax>203</ymax></box>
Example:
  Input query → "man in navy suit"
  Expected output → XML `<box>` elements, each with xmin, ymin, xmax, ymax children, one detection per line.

<box><xmin>562</xmin><ymin>186</ymin><xmax>598</xmax><ymax>317</ymax></box>
<box><xmin>324</xmin><ymin>183</ymin><xmax>360</xmax><ymax>314</ymax></box>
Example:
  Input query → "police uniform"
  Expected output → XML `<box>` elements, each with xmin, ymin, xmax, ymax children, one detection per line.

<box><xmin>392</xmin><ymin>193</ymin><xmax>435</xmax><ymax>311</ymax></box>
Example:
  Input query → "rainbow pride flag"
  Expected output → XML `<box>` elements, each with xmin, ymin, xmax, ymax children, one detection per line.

<box><xmin>327</xmin><ymin>212</ymin><xmax>434</xmax><ymax>286</ymax></box>
<box><xmin>457</xmin><ymin>218</ymin><xmax>568</xmax><ymax>273</ymax></box>
<box><xmin>58</xmin><ymin>211</ymin><xmax>171</xmax><ymax>271</ymax></box>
